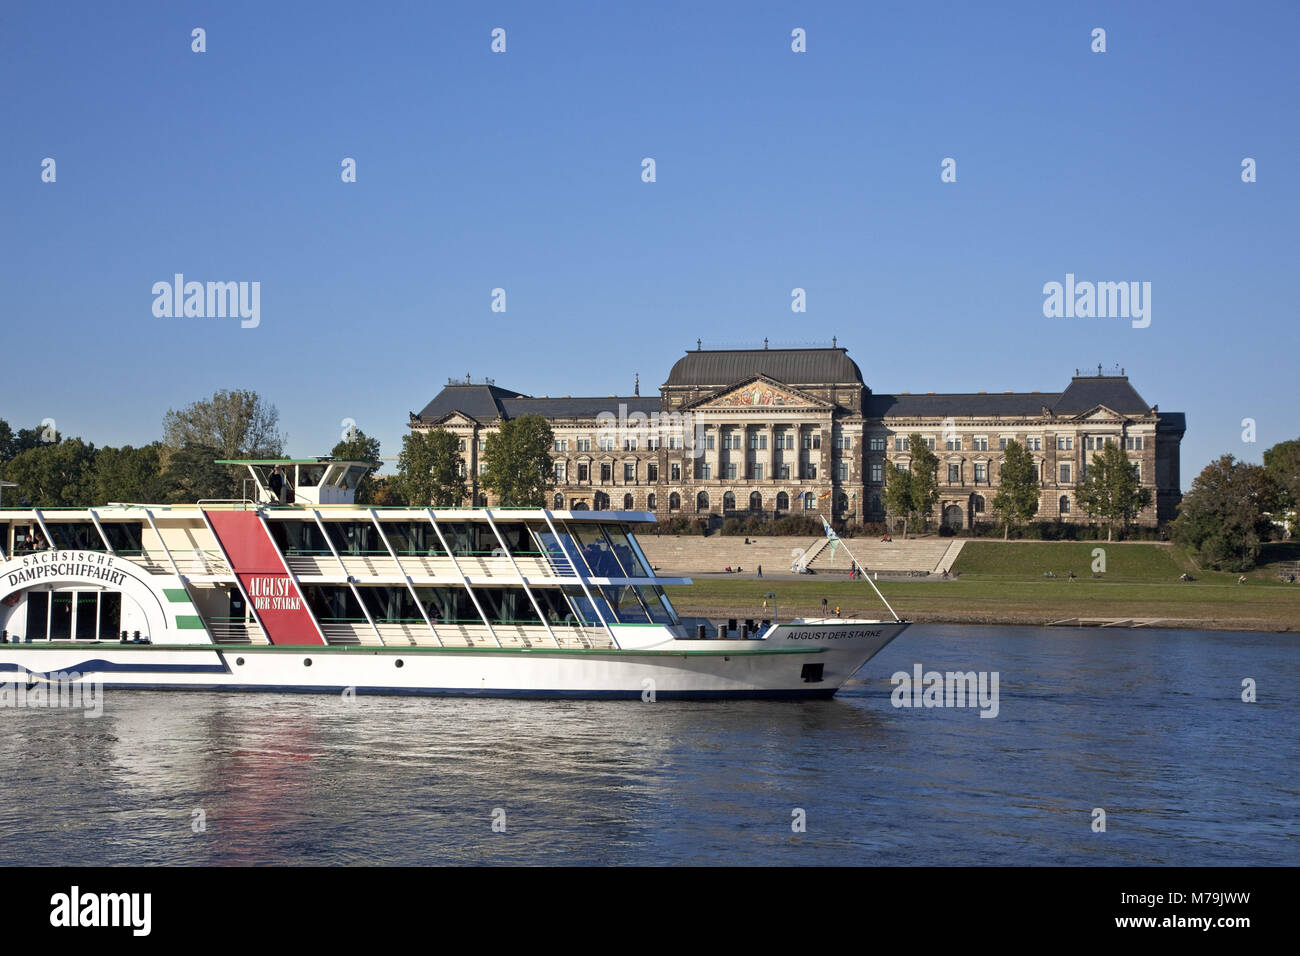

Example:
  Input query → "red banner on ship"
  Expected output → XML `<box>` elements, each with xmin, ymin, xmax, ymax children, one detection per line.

<box><xmin>205</xmin><ymin>510</ymin><xmax>325</xmax><ymax>646</ymax></box>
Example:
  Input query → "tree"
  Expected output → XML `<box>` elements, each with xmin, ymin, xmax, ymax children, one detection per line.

<box><xmin>1172</xmin><ymin>455</ymin><xmax>1280</xmax><ymax>571</ymax></box>
<box><xmin>1263</xmin><ymin>438</ymin><xmax>1300</xmax><ymax>534</ymax></box>
<box><xmin>1</xmin><ymin>419</ymin><xmax>59</xmax><ymax>463</ymax></box>
<box><xmin>0</xmin><ymin>438</ymin><xmax>97</xmax><ymax>506</ymax></box>
<box><xmin>162</xmin><ymin>389</ymin><xmax>285</xmax><ymax>460</ymax></box>
<box><xmin>330</xmin><ymin>429</ymin><xmax>382</xmax><ymax>505</ymax></box>
<box><xmin>1073</xmin><ymin>442</ymin><xmax>1153</xmax><ymax>541</ymax></box>
<box><xmin>991</xmin><ymin>439</ymin><xmax>1040</xmax><ymax>539</ymax></box>
<box><xmin>883</xmin><ymin>464</ymin><xmax>916</xmax><ymax>538</ymax></box>
<box><xmin>89</xmin><ymin>443</ymin><xmax>169</xmax><ymax>505</ymax></box>
<box><xmin>397</xmin><ymin>429</ymin><xmax>465</xmax><ymax>506</ymax></box>
<box><xmin>482</xmin><ymin>415</ymin><xmax>554</xmax><ymax>507</ymax></box>
<box><xmin>162</xmin><ymin>443</ymin><xmax>241</xmax><ymax>503</ymax></box>
<box><xmin>906</xmin><ymin>432</ymin><xmax>940</xmax><ymax>533</ymax></box>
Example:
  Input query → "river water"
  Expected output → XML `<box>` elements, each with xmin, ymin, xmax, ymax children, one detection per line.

<box><xmin>1</xmin><ymin>625</ymin><xmax>1295</xmax><ymax>866</ymax></box>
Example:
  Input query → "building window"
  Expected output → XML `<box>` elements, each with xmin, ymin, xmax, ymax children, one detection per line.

<box><xmin>696</xmin><ymin>461</ymin><xmax>712</xmax><ymax>480</ymax></box>
<box><xmin>457</xmin><ymin>439</ymin><xmax>467</xmax><ymax>452</ymax></box>
<box><xmin>624</xmin><ymin>462</ymin><xmax>635</xmax><ymax>482</ymax></box>
<box><xmin>948</xmin><ymin>463</ymin><xmax>961</xmax><ymax>484</ymax></box>
<box><xmin>623</xmin><ymin>494</ymin><xmax>634</xmax><ymax>510</ymax></box>
<box><xmin>554</xmin><ymin>461</ymin><xmax>566</xmax><ymax>482</ymax></box>
<box><xmin>723</xmin><ymin>491</ymin><xmax>736</xmax><ymax>511</ymax></box>
<box><xmin>722</xmin><ymin>433</ymin><xmax>737</xmax><ymax>450</ymax></box>
<box><xmin>871</xmin><ymin>494</ymin><xmax>881</xmax><ymax>513</ymax></box>
<box><xmin>998</xmin><ymin>437</ymin><xmax>1009</xmax><ymax>451</ymax></box>
<box><xmin>599</xmin><ymin>463</ymin><xmax>612</xmax><ymax>482</ymax></box>
<box><xmin>577</xmin><ymin>463</ymin><xmax>589</xmax><ymax>482</ymax></box>
<box><xmin>1059</xmin><ymin>462</ymin><xmax>1072</xmax><ymax>483</ymax></box>
<box><xmin>647</xmin><ymin>463</ymin><xmax>658</xmax><ymax>482</ymax></box>
<box><xmin>895</xmin><ymin>462</ymin><xmax>908</xmax><ymax>472</ymax></box>
<box><xmin>974</xmin><ymin>463</ymin><xmax>987</xmax><ymax>483</ymax></box>
<box><xmin>668</xmin><ymin>435</ymin><xmax>683</xmax><ymax>450</ymax></box>
<box><xmin>837</xmin><ymin>493</ymin><xmax>848</xmax><ymax>513</ymax></box>
<box><xmin>1026</xmin><ymin>437</ymin><xmax>1042</xmax><ymax>451</ymax></box>
<box><xmin>594</xmin><ymin>492</ymin><xmax>608</xmax><ymax>511</ymax></box>
<box><xmin>1057</xmin><ymin>436</ymin><xmax>1073</xmax><ymax>450</ymax></box>
<box><xmin>647</xmin><ymin>437</ymin><xmax>660</xmax><ymax>450</ymax></box>
<box><xmin>894</xmin><ymin>437</ymin><xmax>909</xmax><ymax>451</ymax></box>
<box><xmin>871</xmin><ymin>462</ymin><xmax>883</xmax><ymax>483</ymax></box>
<box><xmin>669</xmin><ymin>492</ymin><xmax>680</xmax><ymax>512</ymax></box>
<box><xmin>781</xmin><ymin>433</ymin><xmax>796</xmax><ymax>449</ymax></box>
<box><xmin>750</xmin><ymin>491</ymin><xmax>763</xmax><ymax>511</ymax></box>
<box><xmin>803</xmin><ymin>434</ymin><xmax>822</xmax><ymax>450</ymax></box>
<box><xmin>478</xmin><ymin>462</ymin><xmax>486</xmax><ymax>476</ymax></box>
<box><xmin>1131</xmin><ymin>461</ymin><xmax>1141</xmax><ymax>481</ymax></box>
<box><xmin>1125</xmin><ymin>436</ymin><xmax>1144</xmax><ymax>450</ymax></box>
<box><xmin>1059</xmin><ymin>495</ymin><xmax>1071</xmax><ymax>515</ymax></box>
<box><xmin>458</xmin><ymin>461</ymin><xmax>467</xmax><ymax>478</ymax></box>
<box><xmin>835</xmin><ymin>462</ymin><xmax>849</xmax><ymax>481</ymax></box>
<box><xmin>749</xmin><ymin>463</ymin><xmax>764</xmax><ymax>480</ymax></box>
<box><xmin>726</xmin><ymin>463</ymin><xmax>738</xmax><ymax>480</ymax></box>
<box><xmin>553</xmin><ymin>439</ymin><xmax>568</xmax><ymax>452</ymax></box>
<box><xmin>776</xmin><ymin>492</ymin><xmax>789</xmax><ymax>510</ymax></box>
<box><xmin>802</xmin><ymin>492</ymin><xmax>816</xmax><ymax>511</ymax></box>
<box><xmin>703</xmin><ymin>433</ymin><xmax>715</xmax><ymax>450</ymax></box>
<box><xmin>803</xmin><ymin>464</ymin><xmax>818</xmax><ymax>479</ymax></box>
<box><xmin>835</xmin><ymin>436</ymin><xmax>853</xmax><ymax>450</ymax></box>
<box><xmin>972</xmin><ymin>494</ymin><xmax>985</xmax><ymax>514</ymax></box>
<box><xmin>670</xmin><ymin>463</ymin><xmax>681</xmax><ymax>481</ymax></box>
<box><xmin>599</xmin><ymin>437</ymin><xmax>614</xmax><ymax>452</ymax></box>
<box><xmin>577</xmin><ymin>439</ymin><xmax>591</xmax><ymax>452</ymax></box>
<box><xmin>696</xmin><ymin>491</ymin><xmax>709</xmax><ymax>512</ymax></box>
<box><xmin>647</xmin><ymin>493</ymin><xmax>657</xmax><ymax>510</ymax></box>
<box><xmin>778</xmin><ymin>463</ymin><xmax>790</xmax><ymax>479</ymax></box>
<box><xmin>749</xmin><ymin>434</ymin><xmax>767</xmax><ymax>450</ymax></box>
<box><xmin>972</xmin><ymin>437</ymin><xmax>988</xmax><ymax>451</ymax></box>
<box><xmin>946</xmin><ymin>437</ymin><xmax>961</xmax><ymax>451</ymax></box>
<box><xmin>553</xmin><ymin>493</ymin><xmax>564</xmax><ymax>509</ymax></box>
<box><xmin>869</xmin><ymin>437</ymin><xmax>885</xmax><ymax>451</ymax></box>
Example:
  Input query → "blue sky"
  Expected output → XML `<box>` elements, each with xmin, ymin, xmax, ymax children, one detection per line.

<box><xmin>3</xmin><ymin>1</ymin><xmax>1296</xmax><ymax>484</ymax></box>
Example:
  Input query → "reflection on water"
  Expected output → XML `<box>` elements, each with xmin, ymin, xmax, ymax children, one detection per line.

<box><xmin>1</xmin><ymin>625</ymin><xmax>1296</xmax><ymax>865</ymax></box>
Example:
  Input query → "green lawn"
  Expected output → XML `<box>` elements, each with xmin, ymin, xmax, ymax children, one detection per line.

<box><xmin>668</xmin><ymin>541</ymin><xmax>1300</xmax><ymax>632</ymax></box>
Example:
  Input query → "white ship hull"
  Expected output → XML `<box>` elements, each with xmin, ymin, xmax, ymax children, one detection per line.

<box><xmin>0</xmin><ymin>621</ymin><xmax>908</xmax><ymax>699</ymax></box>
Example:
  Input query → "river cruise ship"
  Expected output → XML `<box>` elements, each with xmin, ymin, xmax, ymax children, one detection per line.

<box><xmin>0</xmin><ymin>459</ymin><xmax>909</xmax><ymax>698</ymax></box>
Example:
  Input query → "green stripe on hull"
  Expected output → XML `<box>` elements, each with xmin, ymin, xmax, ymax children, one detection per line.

<box><xmin>163</xmin><ymin>588</ymin><xmax>191</xmax><ymax>602</ymax></box>
<box><xmin>2</xmin><ymin>642</ymin><xmax>822</xmax><ymax>657</ymax></box>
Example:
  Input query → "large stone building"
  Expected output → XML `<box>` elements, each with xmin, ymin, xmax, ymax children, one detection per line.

<box><xmin>410</xmin><ymin>344</ymin><xmax>1185</xmax><ymax>528</ymax></box>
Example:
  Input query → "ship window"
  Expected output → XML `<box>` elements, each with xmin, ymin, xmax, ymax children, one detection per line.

<box><xmin>267</xmin><ymin>519</ymin><xmax>332</xmax><ymax>555</ymax></box>
<box><xmin>378</xmin><ymin>521</ymin><xmax>446</xmax><ymax>556</ymax></box>
<box><xmin>569</xmin><ymin>524</ymin><xmax>624</xmax><ymax>577</ymax></box>
<box><xmin>475</xmin><ymin>587</ymin><xmax>542</xmax><ymax>625</ymax></box>
<box><xmin>297</xmin><ymin>465</ymin><xmax>327</xmax><ymax>488</ymax></box>
<box><xmin>301</xmin><ymin>585</ymin><xmax>365</xmax><ymax>623</ymax></box>
<box><xmin>636</xmin><ymin>586</ymin><xmax>678</xmax><ymax>625</ymax></box>
<box><xmin>44</xmin><ymin>523</ymin><xmax>103</xmax><ymax>551</ymax></box>
<box><xmin>75</xmin><ymin>592</ymin><xmax>98</xmax><ymax>640</ymax></box>
<box><xmin>436</xmin><ymin>522</ymin><xmax>500</xmax><ymax>556</ymax></box>
<box><xmin>599</xmin><ymin>525</ymin><xmax>650</xmax><ymax>577</ymax></box>
<box><xmin>560</xmin><ymin>586</ymin><xmax>606</xmax><ymax>626</ymax></box>
<box><xmin>357</xmin><ymin>586</ymin><xmax>423</xmax><ymax>624</ymax></box>
<box><xmin>599</xmin><ymin>585</ymin><xmax>651</xmax><ymax>623</ymax></box>
<box><xmin>100</xmin><ymin>522</ymin><xmax>144</xmax><ymax>554</ymax></box>
<box><xmin>98</xmin><ymin>592</ymin><xmax>122</xmax><ymax>640</ymax></box>
<box><xmin>416</xmin><ymin>586</ymin><xmax>480</xmax><ymax>625</ymax></box>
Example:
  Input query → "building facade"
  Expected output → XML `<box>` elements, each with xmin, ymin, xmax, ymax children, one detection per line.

<box><xmin>409</xmin><ymin>345</ymin><xmax>1185</xmax><ymax>528</ymax></box>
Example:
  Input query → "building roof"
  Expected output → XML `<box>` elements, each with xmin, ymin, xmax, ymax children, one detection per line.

<box><xmin>416</xmin><ymin>386</ymin><xmax>658</xmax><ymax>424</ymax></box>
<box><xmin>866</xmin><ymin>392</ymin><xmax>1060</xmax><ymax>418</ymax></box>
<box><xmin>1051</xmin><ymin>375</ymin><xmax>1153</xmax><ymax>415</ymax></box>
<box><xmin>414</xmin><ymin>384</ymin><xmax>527</xmax><ymax>423</ymax></box>
<box><xmin>500</xmin><ymin>396</ymin><xmax>660</xmax><ymax>419</ymax></box>
<box><xmin>664</xmin><ymin>347</ymin><xmax>863</xmax><ymax>387</ymax></box>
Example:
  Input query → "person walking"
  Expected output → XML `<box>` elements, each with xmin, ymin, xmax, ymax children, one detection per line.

<box><xmin>757</xmin><ymin>564</ymin><xmax>762</xmax><ymax>579</ymax></box>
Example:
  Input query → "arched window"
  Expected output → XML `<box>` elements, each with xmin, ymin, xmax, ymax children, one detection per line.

<box><xmin>723</xmin><ymin>491</ymin><xmax>736</xmax><ymax>511</ymax></box>
<box><xmin>972</xmin><ymin>494</ymin><xmax>985</xmax><ymax>514</ymax></box>
<box><xmin>594</xmin><ymin>491</ymin><xmax>609</xmax><ymax>510</ymax></box>
<box><xmin>696</xmin><ymin>491</ymin><xmax>709</xmax><ymax>512</ymax></box>
<box><xmin>776</xmin><ymin>492</ymin><xmax>789</xmax><ymax>511</ymax></box>
<box><xmin>647</xmin><ymin>493</ymin><xmax>657</xmax><ymax>510</ymax></box>
<box><xmin>623</xmin><ymin>493</ymin><xmax>634</xmax><ymax>510</ymax></box>
<box><xmin>749</xmin><ymin>491</ymin><xmax>762</xmax><ymax>511</ymax></box>
<box><xmin>1059</xmin><ymin>495</ymin><xmax>1071</xmax><ymax>515</ymax></box>
<box><xmin>553</xmin><ymin>493</ymin><xmax>563</xmax><ymax>509</ymax></box>
<box><xmin>669</xmin><ymin>492</ymin><xmax>681</xmax><ymax>512</ymax></box>
<box><xmin>803</xmin><ymin>492</ymin><xmax>816</xmax><ymax>511</ymax></box>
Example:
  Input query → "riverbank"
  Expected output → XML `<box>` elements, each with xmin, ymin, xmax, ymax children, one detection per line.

<box><xmin>665</xmin><ymin>541</ymin><xmax>1300</xmax><ymax>633</ymax></box>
